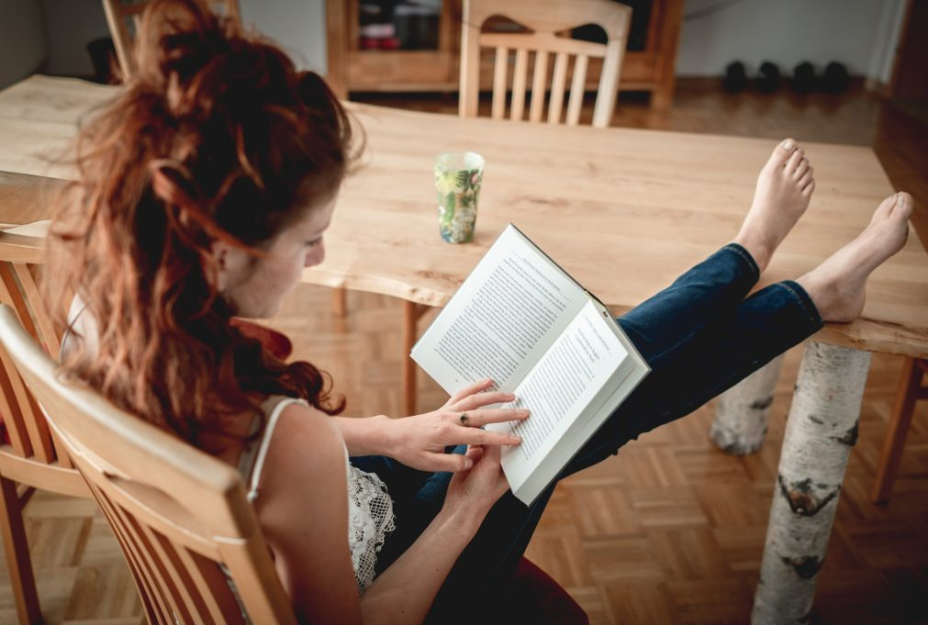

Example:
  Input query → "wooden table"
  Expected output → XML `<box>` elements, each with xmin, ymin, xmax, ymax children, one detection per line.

<box><xmin>2</xmin><ymin>75</ymin><xmax>927</xmax><ymax>624</ymax></box>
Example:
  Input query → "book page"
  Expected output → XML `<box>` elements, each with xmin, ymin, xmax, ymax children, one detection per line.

<box><xmin>412</xmin><ymin>225</ymin><xmax>586</xmax><ymax>394</ymax></box>
<box><xmin>487</xmin><ymin>300</ymin><xmax>628</xmax><ymax>486</ymax></box>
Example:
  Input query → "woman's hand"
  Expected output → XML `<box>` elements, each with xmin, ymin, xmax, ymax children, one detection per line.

<box><xmin>443</xmin><ymin>444</ymin><xmax>511</xmax><ymax>518</ymax></box>
<box><xmin>387</xmin><ymin>378</ymin><xmax>529</xmax><ymax>473</ymax></box>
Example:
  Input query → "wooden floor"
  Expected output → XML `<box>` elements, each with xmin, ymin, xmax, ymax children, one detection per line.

<box><xmin>2</xmin><ymin>81</ymin><xmax>927</xmax><ymax>624</ymax></box>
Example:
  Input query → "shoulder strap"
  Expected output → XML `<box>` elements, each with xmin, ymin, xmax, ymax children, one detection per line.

<box><xmin>240</xmin><ymin>396</ymin><xmax>308</xmax><ymax>502</ymax></box>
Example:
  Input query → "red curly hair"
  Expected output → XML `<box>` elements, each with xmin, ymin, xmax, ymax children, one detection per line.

<box><xmin>45</xmin><ymin>0</ymin><xmax>359</xmax><ymax>452</ymax></box>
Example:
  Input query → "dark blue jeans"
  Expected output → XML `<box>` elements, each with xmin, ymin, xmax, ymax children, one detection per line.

<box><xmin>350</xmin><ymin>244</ymin><xmax>824</xmax><ymax>623</ymax></box>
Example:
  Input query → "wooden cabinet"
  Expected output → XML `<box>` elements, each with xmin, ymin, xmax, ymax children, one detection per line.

<box><xmin>325</xmin><ymin>0</ymin><xmax>684</xmax><ymax>109</ymax></box>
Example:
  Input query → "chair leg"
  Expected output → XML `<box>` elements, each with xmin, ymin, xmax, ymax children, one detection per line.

<box><xmin>332</xmin><ymin>287</ymin><xmax>348</xmax><ymax>318</ymax></box>
<box><xmin>871</xmin><ymin>357</ymin><xmax>924</xmax><ymax>504</ymax></box>
<box><xmin>402</xmin><ymin>301</ymin><xmax>419</xmax><ymax>416</ymax></box>
<box><xmin>0</xmin><ymin>476</ymin><xmax>42</xmax><ymax>625</ymax></box>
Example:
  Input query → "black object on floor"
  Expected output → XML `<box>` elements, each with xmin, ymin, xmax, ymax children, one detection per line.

<box><xmin>723</xmin><ymin>61</ymin><xmax>748</xmax><ymax>93</ymax></box>
<box><xmin>756</xmin><ymin>61</ymin><xmax>782</xmax><ymax>93</ymax></box>
<box><xmin>791</xmin><ymin>61</ymin><xmax>818</xmax><ymax>94</ymax></box>
<box><xmin>822</xmin><ymin>62</ymin><xmax>850</xmax><ymax>94</ymax></box>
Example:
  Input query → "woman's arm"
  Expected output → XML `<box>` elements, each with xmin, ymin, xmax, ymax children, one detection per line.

<box><xmin>255</xmin><ymin>405</ymin><xmax>508</xmax><ymax>625</ymax></box>
<box><xmin>332</xmin><ymin>414</ymin><xmax>394</xmax><ymax>457</ymax></box>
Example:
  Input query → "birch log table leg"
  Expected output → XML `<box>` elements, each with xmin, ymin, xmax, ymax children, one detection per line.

<box><xmin>710</xmin><ymin>355</ymin><xmax>785</xmax><ymax>455</ymax></box>
<box><xmin>752</xmin><ymin>342</ymin><xmax>871</xmax><ymax>625</ymax></box>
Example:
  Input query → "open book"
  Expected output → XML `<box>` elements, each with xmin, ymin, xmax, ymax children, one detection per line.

<box><xmin>411</xmin><ymin>224</ymin><xmax>650</xmax><ymax>505</ymax></box>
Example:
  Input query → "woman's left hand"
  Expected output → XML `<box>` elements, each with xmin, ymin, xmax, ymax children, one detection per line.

<box><xmin>387</xmin><ymin>378</ymin><xmax>529</xmax><ymax>473</ymax></box>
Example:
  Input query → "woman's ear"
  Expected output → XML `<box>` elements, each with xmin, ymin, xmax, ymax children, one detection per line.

<box><xmin>211</xmin><ymin>239</ymin><xmax>245</xmax><ymax>293</ymax></box>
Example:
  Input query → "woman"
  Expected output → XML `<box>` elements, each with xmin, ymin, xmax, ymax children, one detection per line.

<box><xmin>47</xmin><ymin>1</ymin><xmax>913</xmax><ymax>623</ymax></box>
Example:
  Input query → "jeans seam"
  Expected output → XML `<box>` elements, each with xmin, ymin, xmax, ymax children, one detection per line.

<box><xmin>724</xmin><ymin>242</ymin><xmax>761</xmax><ymax>282</ymax></box>
<box><xmin>777</xmin><ymin>281</ymin><xmax>823</xmax><ymax>329</ymax></box>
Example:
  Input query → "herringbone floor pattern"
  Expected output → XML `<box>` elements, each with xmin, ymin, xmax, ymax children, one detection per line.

<box><xmin>2</xmin><ymin>82</ymin><xmax>927</xmax><ymax>624</ymax></box>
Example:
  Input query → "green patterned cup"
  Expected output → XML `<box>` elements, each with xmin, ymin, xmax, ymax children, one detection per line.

<box><xmin>434</xmin><ymin>151</ymin><xmax>484</xmax><ymax>244</ymax></box>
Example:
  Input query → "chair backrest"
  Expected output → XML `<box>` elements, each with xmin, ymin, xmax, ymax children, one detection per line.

<box><xmin>459</xmin><ymin>0</ymin><xmax>632</xmax><ymax>128</ymax></box>
<box><xmin>0</xmin><ymin>304</ymin><xmax>297</xmax><ymax>625</ymax></box>
<box><xmin>0</xmin><ymin>228</ymin><xmax>89</xmax><ymax>493</ymax></box>
<box><xmin>101</xmin><ymin>0</ymin><xmax>242</xmax><ymax>79</ymax></box>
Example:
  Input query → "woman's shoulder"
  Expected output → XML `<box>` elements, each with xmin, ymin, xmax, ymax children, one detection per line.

<box><xmin>263</xmin><ymin>397</ymin><xmax>347</xmax><ymax>474</ymax></box>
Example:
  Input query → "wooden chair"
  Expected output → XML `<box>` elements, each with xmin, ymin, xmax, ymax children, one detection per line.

<box><xmin>0</xmin><ymin>227</ymin><xmax>90</xmax><ymax>625</ymax></box>
<box><xmin>871</xmin><ymin>356</ymin><xmax>928</xmax><ymax>503</ymax></box>
<box><xmin>0</xmin><ymin>303</ymin><xmax>589</xmax><ymax>624</ymax></box>
<box><xmin>101</xmin><ymin>0</ymin><xmax>242</xmax><ymax>79</ymax></box>
<box><xmin>400</xmin><ymin>0</ymin><xmax>633</xmax><ymax>415</ymax></box>
<box><xmin>458</xmin><ymin>0</ymin><xmax>632</xmax><ymax>128</ymax></box>
<box><xmin>0</xmin><ymin>303</ymin><xmax>298</xmax><ymax>625</ymax></box>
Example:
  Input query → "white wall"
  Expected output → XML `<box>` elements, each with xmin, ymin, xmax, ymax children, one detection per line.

<box><xmin>0</xmin><ymin>0</ymin><xmax>47</xmax><ymax>89</ymax></box>
<box><xmin>239</xmin><ymin>0</ymin><xmax>327</xmax><ymax>74</ymax></box>
<box><xmin>676</xmin><ymin>0</ymin><xmax>906</xmax><ymax>82</ymax></box>
<box><xmin>35</xmin><ymin>0</ymin><xmax>327</xmax><ymax>79</ymax></box>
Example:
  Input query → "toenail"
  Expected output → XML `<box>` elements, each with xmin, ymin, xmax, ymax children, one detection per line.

<box><xmin>782</xmin><ymin>139</ymin><xmax>794</xmax><ymax>150</ymax></box>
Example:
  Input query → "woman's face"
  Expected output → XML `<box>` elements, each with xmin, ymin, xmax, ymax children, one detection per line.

<box><xmin>218</xmin><ymin>193</ymin><xmax>337</xmax><ymax>319</ymax></box>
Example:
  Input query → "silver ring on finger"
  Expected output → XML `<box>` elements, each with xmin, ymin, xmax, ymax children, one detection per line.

<box><xmin>459</xmin><ymin>412</ymin><xmax>471</xmax><ymax>427</ymax></box>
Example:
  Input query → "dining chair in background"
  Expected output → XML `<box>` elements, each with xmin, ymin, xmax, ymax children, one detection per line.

<box><xmin>0</xmin><ymin>227</ymin><xmax>90</xmax><ymax>625</ymax></box>
<box><xmin>102</xmin><ymin>0</ymin><xmax>242</xmax><ymax>79</ymax></box>
<box><xmin>400</xmin><ymin>0</ymin><xmax>633</xmax><ymax>414</ymax></box>
<box><xmin>459</xmin><ymin>0</ymin><xmax>632</xmax><ymax>128</ymax></box>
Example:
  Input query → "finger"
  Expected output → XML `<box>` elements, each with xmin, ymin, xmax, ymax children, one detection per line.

<box><xmin>453</xmin><ymin>391</ymin><xmax>517</xmax><ymax>411</ymax></box>
<box><xmin>434</xmin><ymin>450</ymin><xmax>478</xmax><ymax>472</ymax></box>
<box><xmin>456</xmin><ymin>428</ymin><xmax>522</xmax><ymax>447</ymax></box>
<box><xmin>447</xmin><ymin>378</ymin><xmax>495</xmax><ymax>405</ymax></box>
<box><xmin>463</xmin><ymin>408</ymin><xmax>530</xmax><ymax>427</ymax></box>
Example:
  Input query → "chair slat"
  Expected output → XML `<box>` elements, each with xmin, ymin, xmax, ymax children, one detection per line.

<box><xmin>95</xmin><ymin>488</ymin><xmax>166</xmax><ymax>624</ymax></box>
<box><xmin>0</xmin><ymin>345</ymin><xmax>40</xmax><ymax>460</ymax></box>
<box><xmin>510</xmin><ymin>48</ymin><xmax>529</xmax><ymax>121</ymax></box>
<box><xmin>0</xmin><ymin>354</ymin><xmax>31</xmax><ymax>457</ymax></box>
<box><xmin>529</xmin><ymin>50</ymin><xmax>549</xmax><ymax>123</ymax></box>
<box><xmin>0</xmin><ymin>264</ymin><xmax>37</xmax><ymax>342</ymax></box>
<box><xmin>491</xmin><ymin>47</ymin><xmax>509</xmax><ymax>120</ymax></box>
<box><xmin>177</xmin><ymin>545</ymin><xmax>241</xmax><ymax>625</ymax></box>
<box><xmin>548</xmin><ymin>51</ymin><xmax>569</xmax><ymax>125</ymax></box>
<box><xmin>152</xmin><ymin>530</ymin><xmax>215</xmax><ymax>625</ymax></box>
<box><xmin>111</xmin><ymin>503</ymin><xmax>175</xmax><ymax>625</ymax></box>
<box><xmin>567</xmin><ymin>54</ymin><xmax>589</xmax><ymax>126</ymax></box>
<box><xmin>127</xmin><ymin>513</ymin><xmax>195</xmax><ymax>624</ymax></box>
<box><xmin>23</xmin><ymin>394</ymin><xmax>54</xmax><ymax>463</ymax></box>
<box><xmin>13</xmin><ymin>264</ymin><xmax>60</xmax><ymax>360</ymax></box>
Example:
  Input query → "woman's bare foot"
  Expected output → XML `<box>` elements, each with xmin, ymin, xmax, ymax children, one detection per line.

<box><xmin>797</xmin><ymin>192</ymin><xmax>913</xmax><ymax>322</ymax></box>
<box><xmin>733</xmin><ymin>138</ymin><xmax>815</xmax><ymax>272</ymax></box>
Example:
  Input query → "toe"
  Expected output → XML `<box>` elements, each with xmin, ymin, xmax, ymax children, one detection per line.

<box><xmin>770</xmin><ymin>138</ymin><xmax>797</xmax><ymax>167</ymax></box>
<box><xmin>797</xmin><ymin>169</ymin><xmax>813</xmax><ymax>189</ymax></box>
<box><xmin>794</xmin><ymin>158</ymin><xmax>810</xmax><ymax>179</ymax></box>
<box><xmin>785</xmin><ymin>147</ymin><xmax>805</xmax><ymax>173</ymax></box>
<box><xmin>878</xmin><ymin>193</ymin><xmax>899</xmax><ymax>218</ymax></box>
<box><xmin>801</xmin><ymin>179</ymin><xmax>815</xmax><ymax>197</ymax></box>
<box><xmin>895</xmin><ymin>192</ymin><xmax>914</xmax><ymax>219</ymax></box>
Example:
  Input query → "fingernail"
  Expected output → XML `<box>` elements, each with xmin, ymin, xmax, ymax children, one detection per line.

<box><xmin>512</xmin><ymin>437</ymin><xmax>522</xmax><ymax>444</ymax></box>
<box><xmin>782</xmin><ymin>139</ymin><xmax>794</xmax><ymax>150</ymax></box>
<box><xmin>463</xmin><ymin>459</ymin><xmax>473</xmax><ymax>470</ymax></box>
<box><xmin>521</xmin><ymin>410</ymin><xmax>530</xmax><ymax>417</ymax></box>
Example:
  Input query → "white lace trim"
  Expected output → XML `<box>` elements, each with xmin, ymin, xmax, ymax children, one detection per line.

<box><xmin>345</xmin><ymin>452</ymin><xmax>396</xmax><ymax>593</ymax></box>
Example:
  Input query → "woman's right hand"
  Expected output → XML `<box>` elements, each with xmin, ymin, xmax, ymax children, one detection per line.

<box><xmin>443</xmin><ymin>444</ymin><xmax>511</xmax><ymax>518</ymax></box>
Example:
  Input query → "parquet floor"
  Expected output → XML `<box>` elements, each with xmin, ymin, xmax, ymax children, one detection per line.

<box><xmin>2</xmin><ymin>81</ymin><xmax>927</xmax><ymax>624</ymax></box>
